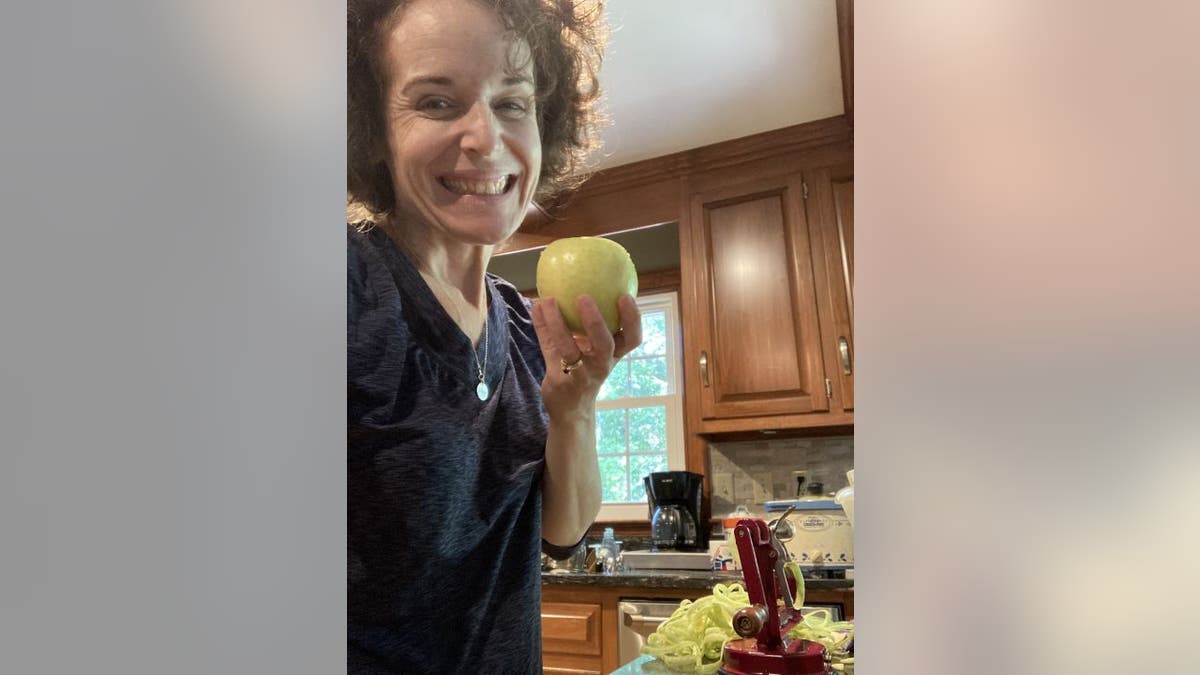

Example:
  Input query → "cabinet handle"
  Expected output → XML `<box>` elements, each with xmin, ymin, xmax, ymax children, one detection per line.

<box><xmin>838</xmin><ymin>337</ymin><xmax>852</xmax><ymax>375</ymax></box>
<box><xmin>700</xmin><ymin>351</ymin><xmax>710</xmax><ymax>387</ymax></box>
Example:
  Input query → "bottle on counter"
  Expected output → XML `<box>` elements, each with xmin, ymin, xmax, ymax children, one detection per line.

<box><xmin>598</xmin><ymin>527</ymin><xmax>621</xmax><ymax>575</ymax></box>
<box><xmin>567</xmin><ymin>539</ymin><xmax>589</xmax><ymax>572</ymax></box>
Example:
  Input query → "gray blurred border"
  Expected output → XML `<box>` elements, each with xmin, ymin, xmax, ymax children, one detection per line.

<box><xmin>858</xmin><ymin>2</ymin><xmax>1200</xmax><ymax>675</ymax></box>
<box><xmin>0</xmin><ymin>2</ymin><xmax>345</xmax><ymax>673</ymax></box>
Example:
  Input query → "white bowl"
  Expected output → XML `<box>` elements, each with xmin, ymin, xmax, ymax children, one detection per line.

<box><xmin>834</xmin><ymin>485</ymin><xmax>855</xmax><ymax>527</ymax></box>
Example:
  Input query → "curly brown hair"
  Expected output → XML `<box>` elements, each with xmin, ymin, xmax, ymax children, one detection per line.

<box><xmin>347</xmin><ymin>0</ymin><xmax>608</xmax><ymax>224</ymax></box>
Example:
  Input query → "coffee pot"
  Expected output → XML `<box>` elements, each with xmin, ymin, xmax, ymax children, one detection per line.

<box><xmin>643</xmin><ymin>471</ymin><xmax>707</xmax><ymax>550</ymax></box>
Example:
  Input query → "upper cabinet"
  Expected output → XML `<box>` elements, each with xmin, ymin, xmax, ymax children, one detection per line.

<box><xmin>807</xmin><ymin>163</ymin><xmax>854</xmax><ymax>412</ymax></box>
<box><xmin>680</xmin><ymin>144</ymin><xmax>854</xmax><ymax>435</ymax></box>
<box><xmin>686</xmin><ymin>173</ymin><xmax>830</xmax><ymax>421</ymax></box>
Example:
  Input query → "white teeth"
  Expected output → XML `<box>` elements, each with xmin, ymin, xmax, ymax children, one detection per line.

<box><xmin>441</xmin><ymin>176</ymin><xmax>510</xmax><ymax>195</ymax></box>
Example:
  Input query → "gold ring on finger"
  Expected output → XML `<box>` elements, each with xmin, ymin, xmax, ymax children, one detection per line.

<box><xmin>560</xmin><ymin>355</ymin><xmax>584</xmax><ymax>375</ymax></box>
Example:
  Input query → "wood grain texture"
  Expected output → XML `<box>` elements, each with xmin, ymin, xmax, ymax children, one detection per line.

<box><xmin>539</xmin><ymin>178</ymin><xmax>680</xmax><ymax>239</ymax></box>
<box><xmin>805</xmin><ymin>163</ymin><xmax>855</xmax><ymax>412</ymax></box>
<box><xmin>495</xmin><ymin>230</ymin><xmax>555</xmax><ymax>256</ymax></box>
<box><xmin>496</xmin><ymin>117</ymin><xmax>853</xmax><ymax>256</ymax></box>
<box><xmin>557</xmin><ymin>117</ymin><xmax>851</xmax><ymax>201</ymax></box>
<box><xmin>689</xmin><ymin>174</ymin><xmax>830</xmax><ymax>420</ymax></box>
<box><xmin>516</xmin><ymin>267</ymin><xmax>680</xmax><ymax>299</ymax></box>
<box><xmin>544</xmin><ymin>667</ymin><xmax>601</xmax><ymax>675</ymax></box>
<box><xmin>829</xmin><ymin>168</ymin><xmax>854</xmax><ymax>409</ymax></box>
<box><xmin>542</xmin><ymin>602</ymin><xmax>602</xmax><ymax>656</ymax></box>
<box><xmin>543</xmin><ymin>666</ymin><xmax>601</xmax><ymax>675</ymax></box>
<box><xmin>834</xmin><ymin>179</ymin><xmax>854</xmax><ymax>296</ymax></box>
<box><xmin>708</xmin><ymin>194</ymin><xmax>804</xmax><ymax>396</ymax></box>
<box><xmin>698</xmin><ymin>411</ymin><xmax>855</xmax><ymax>436</ymax></box>
<box><xmin>677</xmin><ymin>152</ymin><xmax>854</xmax><ymax>492</ymax></box>
<box><xmin>699</xmin><ymin>423</ymin><xmax>854</xmax><ymax>444</ymax></box>
<box><xmin>635</xmin><ymin>267</ymin><xmax>681</xmax><ymax>295</ymax></box>
<box><xmin>540</xmin><ymin>586</ymin><xmax>625</xmax><ymax>674</ymax></box>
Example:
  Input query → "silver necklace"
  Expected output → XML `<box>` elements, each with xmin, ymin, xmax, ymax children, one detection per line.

<box><xmin>472</xmin><ymin>316</ymin><xmax>490</xmax><ymax>401</ymax></box>
<box><xmin>429</xmin><ymin>274</ymin><xmax>490</xmax><ymax>401</ymax></box>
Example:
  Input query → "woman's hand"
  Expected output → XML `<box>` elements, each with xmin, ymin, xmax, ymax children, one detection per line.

<box><xmin>530</xmin><ymin>294</ymin><xmax>642</xmax><ymax>419</ymax></box>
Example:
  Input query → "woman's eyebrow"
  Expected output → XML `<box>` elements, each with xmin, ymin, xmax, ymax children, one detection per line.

<box><xmin>503</xmin><ymin>75</ymin><xmax>534</xmax><ymax>88</ymax></box>
<box><xmin>400</xmin><ymin>74</ymin><xmax>532</xmax><ymax>94</ymax></box>
<box><xmin>401</xmin><ymin>75</ymin><xmax>453</xmax><ymax>94</ymax></box>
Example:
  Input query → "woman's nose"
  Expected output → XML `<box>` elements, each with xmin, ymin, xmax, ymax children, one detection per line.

<box><xmin>458</xmin><ymin>102</ymin><xmax>503</xmax><ymax>157</ymax></box>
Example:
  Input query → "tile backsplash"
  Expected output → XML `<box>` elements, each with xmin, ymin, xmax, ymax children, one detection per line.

<box><xmin>708</xmin><ymin>435</ymin><xmax>853</xmax><ymax>516</ymax></box>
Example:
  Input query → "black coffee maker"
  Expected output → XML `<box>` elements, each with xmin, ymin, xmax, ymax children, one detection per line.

<box><xmin>644</xmin><ymin>471</ymin><xmax>707</xmax><ymax>551</ymax></box>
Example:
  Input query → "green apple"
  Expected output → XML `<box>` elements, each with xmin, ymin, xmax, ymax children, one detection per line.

<box><xmin>536</xmin><ymin>236</ymin><xmax>638</xmax><ymax>334</ymax></box>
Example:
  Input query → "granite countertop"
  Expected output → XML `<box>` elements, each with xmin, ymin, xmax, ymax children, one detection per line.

<box><xmin>541</xmin><ymin>568</ymin><xmax>853</xmax><ymax>592</ymax></box>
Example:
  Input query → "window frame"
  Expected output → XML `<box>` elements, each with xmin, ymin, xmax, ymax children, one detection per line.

<box><xmin>595</xmin><ymin>290</ymin><xmax>687</xmax><ymax>521</ymax></box>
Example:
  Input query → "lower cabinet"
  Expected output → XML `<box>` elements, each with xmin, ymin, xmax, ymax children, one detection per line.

<box><xmin>540</xmin><ymin>582</ymin><xmax>853</xmax><ymax>674</ymax></box>
<box><xmin>541</xmin><ymin>601</ymin><xmax>604</xmax><ymax>674</ymax></box>
<box><xmin>541</xmin><ymin>585</ymin><xmax>626</xmax><ymax>674</ymax></box>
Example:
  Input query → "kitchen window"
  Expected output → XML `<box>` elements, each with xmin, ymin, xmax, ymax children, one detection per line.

<box><xmin>595</xmin><ymin>291</ymin><xmax>686</xmax><ymax>520</ymax></box>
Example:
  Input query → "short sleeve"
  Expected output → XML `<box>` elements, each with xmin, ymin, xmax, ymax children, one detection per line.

<box><xmin>541</xmin><ymin>536</ymin><xmax>584</xmax><ymax>561</ymax></box>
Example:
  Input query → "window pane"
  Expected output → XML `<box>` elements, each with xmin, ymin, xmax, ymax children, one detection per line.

<box><xmin>628</xmin><ymin>406</ymin><xmax>667</xmax><ymax>454</ymax></box>
<box><xmin>598</xmin><ymin>360</ymin><xmax>629</xmax><ymax>401</ymax></box>
<box><xmin>596</xmin><ymin>409</ymin><xmax>626</xmax><ymax>455</ymax></box>
<box><xmin>598</xmin><ymin>454</ymin><xmax>629</xmax><ymax>502</ymax></box>
<box><xmin>629</xmin><ymin>356</ymin><xmax>669</xmax><ymax>397</ymax></box>
<box><xmin>629</xmin><ymin>454</ymin><xmax>669</xmax><ymax>501</ymax></box>
<box><xmin>630</xmin><ymin>311</ymin><xmax>666</xmax><ymax>357</ymax></box>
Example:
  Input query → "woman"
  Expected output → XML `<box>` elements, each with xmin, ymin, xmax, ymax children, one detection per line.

<box><xmin>346</xmin><ymin>0</ymin><xmax>639</xmax><ymax>672</ymax></box>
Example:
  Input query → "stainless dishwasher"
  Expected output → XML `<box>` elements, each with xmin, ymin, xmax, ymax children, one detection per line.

<box><xmin>616</xmin><ymin>597</ymin><xmax>844</xmax><ymax>670</ymax></box>
<box><xmin>617</xmin><ymin>598</ymin><xmax>681</xmax><ymax>668</ymax></box>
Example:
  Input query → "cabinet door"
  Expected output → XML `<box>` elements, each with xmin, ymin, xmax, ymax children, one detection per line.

<box><xmin>541</xmin><ymin>601</ymin><xmax>602</xmax><ymax>656</ymax></box>
<box><xmin>806</xmin><ymin>164</ymin><xmax>854</xmax><ymax>411</ymax></box>
<box><xmin>688</xmin><ymin>174</ymin><xmax>830</xmax><ymax>420</ymax></box>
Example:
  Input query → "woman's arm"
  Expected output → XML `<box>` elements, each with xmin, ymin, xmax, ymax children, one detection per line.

<box><xmin>532</xmin><ymin>295</ymin><xmax>642</xmax><ymax>547</ymax></box>
<box><xmin>541</xmin><ymin>406</ymin><xmax>601</xmax><ymax>547</ymax></box>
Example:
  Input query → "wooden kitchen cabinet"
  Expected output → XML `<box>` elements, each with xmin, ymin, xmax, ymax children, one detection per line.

<box><xmin>541</xmin><ymin>601</ymin><xmax>604</xmax><ymax>674</ymax></box>
<box><xmin>686</xmin><ymin>173</ymin><xmax>830</xmax><ymax>420</ymax></box>
<box><xmin>681</xmin><ymin>159</ymin><xmax>854</xmax><ymax>434</ymax></box>
<box><xmin>540</xmin><ymin>587</ymin><xmax>614</xmax><ymax>674</ymax></box>
<box><xmin>806</xmin><ymin>163</ymin><xmax>854</xmax><ymax>412</ymax></box>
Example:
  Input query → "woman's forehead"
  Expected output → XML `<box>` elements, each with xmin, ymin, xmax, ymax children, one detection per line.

<box><xmin>382</xmin><ymin>0</ymin><xmax>534</xmax><ymax>81</ymax></box>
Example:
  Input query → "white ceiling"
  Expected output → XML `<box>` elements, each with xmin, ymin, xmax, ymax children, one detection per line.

<box><xmin>592</xmin><ymin>0</ymin><xmax>845</xmax><ymax>170</ymax></box>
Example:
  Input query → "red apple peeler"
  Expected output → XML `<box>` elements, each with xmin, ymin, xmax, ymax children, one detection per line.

<box><xmin>719</xmin><ymin>518</ymin><xmax>828</xmax><ymax>675</ymax></box>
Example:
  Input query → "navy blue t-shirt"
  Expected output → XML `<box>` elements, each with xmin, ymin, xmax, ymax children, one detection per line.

<box><xmin>347</xmin><ymin>225</ymin><xmax>573</xmax><ymax>674</ymax></box>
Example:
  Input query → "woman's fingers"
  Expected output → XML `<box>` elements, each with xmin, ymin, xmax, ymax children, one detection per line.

<box><xmin>533</xmin><ymin>297</ymin><xmax>584</xmax><ymax>364</ymax></box>
<box><xmin>612</xmin><ymin>294</ymin><xmax>643</xmax><ymax>358</ymax></box>
<box><xmin>534</xmin><ymin>294</ymin><xmax>640</xmax><ymax>385</ymax></box>
<box><xmin>574</xmin><ymin>295</ymin><xmax>615</xmax><ymax>361</ymax></box>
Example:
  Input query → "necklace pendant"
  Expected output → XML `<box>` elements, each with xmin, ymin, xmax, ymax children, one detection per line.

<box><xmin>476</xmin><ymin>380</ymin><xmax>490</xmax><ymax>401</ymax></box>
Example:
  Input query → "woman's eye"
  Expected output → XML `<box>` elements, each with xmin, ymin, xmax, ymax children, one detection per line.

<box><xmin>417</xmin><ymin>97</ymin><xmax>454</xmax><ymax>114</ymax></box>
<box><xmin>496</xmin><ymin>99</ymin><xmax>531</xmax><ymax>118</ymax></box>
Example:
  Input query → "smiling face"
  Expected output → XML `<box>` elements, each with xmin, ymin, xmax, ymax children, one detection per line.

<box><xmin>377</xmin><ymin>0</ymin><xmax>542</xmax><ymax>246</ymax></box>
